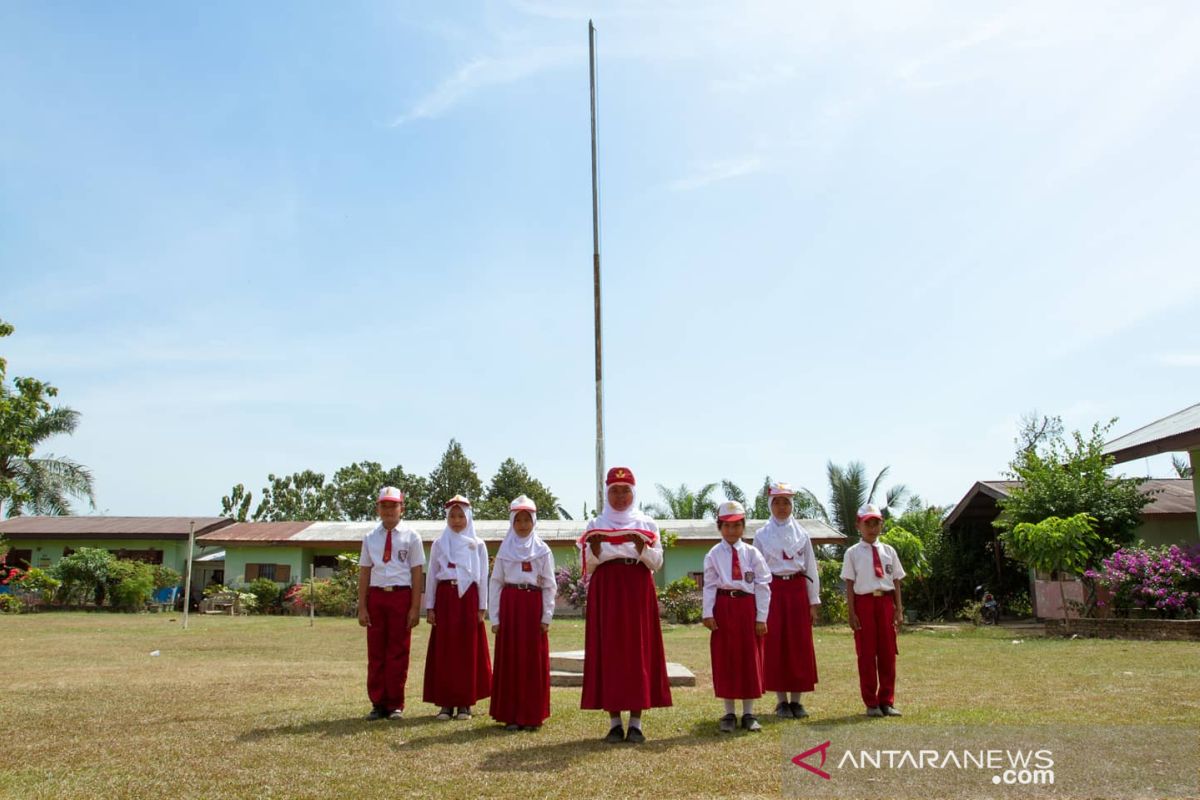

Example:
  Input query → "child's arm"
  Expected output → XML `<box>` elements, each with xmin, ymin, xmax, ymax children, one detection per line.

<box><xmin>637</xmin><ymin>531</ymin><xmax>664</xmax><ymax>571</ymax></box>
<box><xmin>893</xmin><ymin>579</ymin><xmax>904</xmax><ymax>632</ymax></box>
<box><xmin>803</xmin><ymin>536</ymin><xmax>821</xmax><ymax>613</ymax></box>
<box><xmin>752</xmin><ymin>549</ymin><xmax>770</xmax><ymax>636</ymax></box>
<box><xmin>701</xmin><ymin>553</ymin><xmax>718</xmax><ymax>631</ymax></box>
<box><xmin>845</xmin><ymin>579</ymin><xmax>860</xmax><ymax>630</ymax></box>
<box><xmin>408</xmin><ymin>565</ymin><xmax>422</xmax><ymax>628</ymax></box>
<box><xmin>424</xmin><ymin>540</ymin><xmax>438</xmax><ymax>623</ymax></box>
<box><xmin>488</xmin><ymin>559</ymin><xmax>503</xmax><ymax>630</ymax></box>
<box><xmin>539</xmin><ymin>551</ymin><xmax>556</xmax><ymax>631</ymax></box>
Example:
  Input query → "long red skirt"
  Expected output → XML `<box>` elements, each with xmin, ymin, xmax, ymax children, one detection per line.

<box><xmin>581</xmin><ymin>561</ymin><xmax>673</xmax><ymax>711</ymax></box>
<box><xmin>711</xmin><ymin>592</ymin><xmax>765</xmax><ymax>699</ymax></box>
<box><xmin>423</xmin><ymin>581</ymin><xmax>492</xmax><ymax>707</ymax></box>
<box><xmin>763</xmin><ymin>575</ymin><xmax>819</xmax><ymax>692</ymax></box>
<box><xmin>489</xmin><ymin>586</ymin><xmax>551</xmax><ymax>727</ymax></box>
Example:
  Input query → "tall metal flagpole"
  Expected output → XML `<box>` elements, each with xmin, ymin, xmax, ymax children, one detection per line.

<box><xmin>589</xmin><ymin>19</ymin><xmax>605</xmax><ymax>514</ymax></box>
<box><xmin>182</xmin><ymin>520</ymin><xmax>195</xmax><ymax>630</ymax></box>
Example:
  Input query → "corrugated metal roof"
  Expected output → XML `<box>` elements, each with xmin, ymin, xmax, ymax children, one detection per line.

<box><xmin>944</xmin><ymin>479</ymin><xmax>1194</xmax><ymax>528</ymax></box>
<box><xmin>197</xmin><ymin>517</ymin><xmax>847</xmax><ymax>546</ymax></box>
<box><xmin>1104</xmin><ymin>402</ymin><xmax>1200</xmax><ymax>462</ymax></box>
<box><xmin>0</xmin><ymin>516</ymin><xmax>232</xmax><ymax>539</ymax></box>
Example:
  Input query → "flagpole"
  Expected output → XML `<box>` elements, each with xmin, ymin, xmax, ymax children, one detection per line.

<box><xmin>589</xmin><ymin>19</ymin><xmax>605</xmax><ymax>514</ymax></box>
<box><xmin>182</xmin><ymin>520</ymin><xmax>195</xmax><ymax>630</ymax></box>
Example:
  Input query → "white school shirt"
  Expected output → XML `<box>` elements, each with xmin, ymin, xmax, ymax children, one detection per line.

<box><xmin>424</xmin><ymin>536</ymin><xmax>489</xmax><ymax>610</ymax></box>
<box><xmin>580</xmin><ymin>517</ymin><xmax>664</xmax><ymax>573</ymax></box>
<box><xmin>751</xmin><ymin>523</ymin><xmax>821</xmax><ymax>606</ymax></box>
<box><xmin>358</xmin><ymin>524</ymin><xmax>425</xmax><ymax>588</ymax></box>
<box><xmin>701</xmin><ymin>540</ymin><xmax>772</xmax><ymax>622</ymax></box>
<box><xmin>488</xmin><ymin>551</ymin><xmax>557</xmax><ymax>627</ymax></box>
<box><xmin>840</xmin><ymin>540</ymin><xmax>906</xmax><ymax>594</ymax></box>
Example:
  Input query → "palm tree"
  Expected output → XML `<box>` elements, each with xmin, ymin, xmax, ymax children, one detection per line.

<box><xmin>805</xmin><ymin>461</ymin><xmax>906</xmax><ymax>542</ymax></box>
<box><xmin>1172</xmin><ymin>455</ymin><xmax>1194</xmax><ymax>479</ymax></box>
<box><xmin>0</xmin><ymin>406</ymin><xmax>95</xmax><ymax>517</ymax></box>
<box><xmin>644</xmin><ymin>483</ymin><xmax>719</xmax><ymax>519</ymax></box>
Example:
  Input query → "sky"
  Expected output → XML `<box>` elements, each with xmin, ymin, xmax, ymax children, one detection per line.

<box><xmin>1</xmin><ymin>1</ymin><xmax>1198</xmax><ymax>518</ymax></box>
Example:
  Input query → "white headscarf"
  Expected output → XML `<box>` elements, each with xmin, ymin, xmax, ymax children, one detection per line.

<box><xmin>496</xmin><ymin>495</ymin><xmax>552</xmax><ymax>563</ymax></box>
<box><xmin>756</xmin><ymin>491</ymin><xmax>804</xmax><ymax>557</ymax></box>
<box><xmin>435</xmin><ymin>499</ymin><xmax>485</xmax><ymax>597</ymax></box>
<box><xmin>595</xmin><ymin>482</ymin><xmax>651</xmax><ymax>530</ymax></box>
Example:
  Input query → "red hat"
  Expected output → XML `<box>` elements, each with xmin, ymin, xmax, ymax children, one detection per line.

<box><xmin>606</xmin><ymin>467</ymin><xmax>635</xmax><ymax>486</ymax></box>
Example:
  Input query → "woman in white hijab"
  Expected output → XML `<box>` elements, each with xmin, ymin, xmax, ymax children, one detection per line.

<box><xmin>751</xmin><ymin>481</ymin><xmax>821</xmax><ymax>719</ymax></box>
<box><xmin>488</xmin><ymin>495</ymin><xmax>556</xmax><ymax>731</ymax></box>
<box><xmin>578</xmin><ymin>467</ymin><xmax>672</xmax><ymax>744</ymax></box>
<box><xmin>422</xmin><ymin>495</ymin><xmax>492</xmax><ymax>721</ymax></box>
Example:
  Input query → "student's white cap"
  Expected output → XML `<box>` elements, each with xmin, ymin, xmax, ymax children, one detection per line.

<box><xmin>443</xmin><ymin>494</ymin><xmax>472</xmax><ymax>509</ymax></box>
<box><xmin>856</xmin><ymin>503</ymin><xmax>883</xmax><ymax>521</ymax></box>
<box><xmin>768</xmin><ymin>481</ymin><xmax>794</xmax><ymax>497</ymax></box>
<box><xmin>510</xmin><ymin>495</ymin><xmax>537</xmax><ymax>513</ymax></box>
<box><xmin>378</xmin><ymin>486</ymin><xmax>404</xmax><ymax>504</ymax></box>
<box><xmin>717</xmin><ymin>500</ymin><xmax>746</xmax><ymax>522</ymax></box>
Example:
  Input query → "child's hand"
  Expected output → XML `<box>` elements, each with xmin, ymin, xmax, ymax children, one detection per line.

<box><xmin>407</xmin><ymin>608</ymin><xmax>420</xmax><ymax>629</ymax></box>
<box><xmin>811</xmin><ymin>606</ymin><xmax>820</xmax><ymax>626</ymax></box>
<box><xmin>357</xmin><ymin>609</ymin><xmax>371</xmax><ymax>627</ymax></box>
<box><xmin>478</xmin><ymin>609</ymin><xmax>486</xmax><ymax>622</ymax></box>
<box><xmin>634</xmin><ymin>538</ymin><xmax>646</xmax><ymax>554</ymax></box>
<box><xmin>893</xmin><ymin>608</ymin><xmax>903</xmax><ymax>633</ymax></box>
<box><xmin>589</xmin><ymin>538</ymin><xmax>602</xmax><ymax>557</ymax></box>
<box><xmin>541</xmin><ymin>623</ymin><xmax>550</xmax><ymax>633</ymax></box>
<box><xmin>756</xmin><ymin>621</ymin><xmax>768</xmax><ymax>636</ymax></box>
<box><xmin>491</xmin><ymin>624</ymin><xmax>499</xmax><ymax>634</ymax></box>
<box><xmin>848</xmin><ymin>612</ymin><xmax>860</xmax><ymax>631</ymax></box>
<box><xmin>426</xmin><ymin>610</ymin><xmax>436</xmax><ymax>625</ymax></box>
<box><xmin>702</xmin><ymin>617</ymin><xmax>717</xmax><ymax>631</ymax></box>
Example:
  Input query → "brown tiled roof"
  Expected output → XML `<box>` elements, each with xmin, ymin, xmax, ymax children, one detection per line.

<box><xmin>945</xmin><ymin>478</ymin><xmax>1194</xmax><ymax>528</ymax></box>
<box><xmin>196</xmin><ymin>521</ymin><xmax>314</xmax><ymax>544</ymax></box>
<box><xmin>0</xmin><ymin>516</ymin><xmax>232</xmax><ymax>540</ymax></box>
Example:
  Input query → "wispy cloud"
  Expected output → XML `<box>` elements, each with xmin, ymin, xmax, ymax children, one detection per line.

<box><xmin>668</xmin><ymin>156</ymin><xmax>763</xmax><ymax>191</ymax></box>
<box><xmin>390</xmin><ymin>44</ymin><xmax>578</xmax><ymax>126</ymax></box>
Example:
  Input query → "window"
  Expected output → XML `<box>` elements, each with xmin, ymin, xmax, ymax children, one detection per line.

<box><xmin>689</xmin><ymin>570</ymin><xmax>705</xmax><ymax>589</ymax></box>
<box><xmin>7</xmin><ymin>549</ymin><xmax>32</xmax><ymax>569</ymax></box>
<box><xmin>245</xmin><ymin>564</ymin><xmax>291</xmax><ymax>582</ymax></box>
<box><xmin>108</xmin><ymin>548</ymin><xmax>164</xmax><ymax>565</ymax></box>
<box><xmin>312</xmin><ymin>555</ymin><xmax>339</xmax><ymax>569</ymax></box>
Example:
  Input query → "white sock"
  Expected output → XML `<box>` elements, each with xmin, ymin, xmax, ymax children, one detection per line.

<box><xmin>790</xmin><ymin>692</ymin><xmax>802</xmax><ymax>704</ymax></box>
<box><xmin>628</xmin><ymin>715</ymin><xmax>642</xmax><ymax>730</ymax></box>
<box><xmin>776</xmin><ymin>691</ymin><xmax>788</xmax><ymax>704</ymax></box>
<box><xmin>723</xmin><ymin>699</ymin><xmax>736</xmax><ymax>715</ymax></box>
<box><xmin>742</xmin><ymin>699</ymin><xmax>755</xmax><ymax>716</ymax></box>
<box><xmin>609</xmin><ymin>715</ymin><xmax>622</xmax><ymax>729</ymax></box>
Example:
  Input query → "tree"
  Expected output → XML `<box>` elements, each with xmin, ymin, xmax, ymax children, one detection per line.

<box><xmin>252</xmin><ymin>470</ymin><xmax>338</xmax><ymax>521</ymax></box>
<box><xmin>330</xmin><ymin>461</ymin><xmax>431</xmax><ymax>521</ymax></box>
<box><xmin>725</xmin><ymin>476</ymin><xmax>826</xmax><ymax>520</ymax></box>
<box><xmin>994</xmin><ymin>416</ymin><xmax>1149</xmax><ymax>564</ymax></box>
<box><xmin>478</xmin><ymin>458</ymin><xmax>560</xmax><ymax>520</ymax></box>
<box><xmin>1001</xmin><ymin>513</ymin><xmax>1099</xmax><ymax>629</ymax></box>
<box><xmin>0</xmin><ymin>319</ymin><xmax>95</xmax><ymax>517</ymax></box>
<box><xmin>1172</xmin><ymin>455</ymin><xmax>1194</xmax><ymax>479</ymax></box>
<box><xmin>220</xmin><ymin>483</ymin><xmax>253</xmax><ymax>521</ymax></box>
<box><xmin>51</xmin><ymin>547</ymin><xmax>117</xmax><ymax>606</ymax></box>
<box><xmin>423</xmin><ymin>439</ymin><xmax>483</xmax><ymax>519</ymax></box>
<box><xmin>807</xmin><ymin>461</ymin><xmax>907</xmax><ymax>543</ymax></box>
<box><xmin>644</xmin><ymin>483</ymin><xmax>718</xmax><ymax>519</ymax></box>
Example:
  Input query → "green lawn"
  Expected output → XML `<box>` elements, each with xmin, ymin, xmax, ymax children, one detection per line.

<box><xmin>1</xmin><ymin>614</ymin><xmax>1197</xmax><ymax>799</ymax></box>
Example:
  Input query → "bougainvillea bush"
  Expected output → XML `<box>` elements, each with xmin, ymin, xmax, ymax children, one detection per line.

<box><xmin>1085</xmin><ymin>544</ymin><xmax>1200</xmax><ymax>618</ymax></box>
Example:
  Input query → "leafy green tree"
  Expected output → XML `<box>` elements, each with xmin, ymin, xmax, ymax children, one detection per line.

<box><xmin>252</xmin><ymin>470</ymin><xmax>338</xmax><ymax>521</ymax></box>
<box><xmin>806</xmin><ymin>461</ymin><xmax>907</xmax><ymax>543</ymax></box>
<box><xmin>0</xmin><ymin>318</ymin><xmax>95</xmax><ymax>517</ymax></box>
<box><xmin>994</xmin><ymin>416</ymin><xmax>1148</xmax><ymax>563</ymax></box>
<box><xmin>51</xmin><ymin>547</ymin><xmax>117</xmax><ymax>606</ymax></box>
<box><xmin>106</xmin><ymin>560</ymin><xmax>156</xmax><ymax>611</ymax></box>
<box><xmin>220</xmin><ymin>483</ymin><xmax>253</xmax><ymax>521</ymax></box>
<box><xmin>423</xmin><ymin>439</ymin><xmax>484</xmax><ymax>518</ymax></box>
<box><xmin>478</xmin><ymin>458</ymin><xmax>560</xmax><ymax>519</ymax></box>
<box><xmin>1172</xmin><ymin>455</ymin><xmax>1193</xmax><ymax>479</ymax></box>
<box><xmin>330</xmin><ymin>461</ymin><xmax>431</xmax><ymax>521</ymax></box>
<box><xmin>644</xmin><ymin>483</ymin><xmax>719</xmax><ymax>519</ymax></box>
<box><xmin>1001</xmin><ymin>513</ymin><xmax>1099</xmax><ymax>628</ymax></box>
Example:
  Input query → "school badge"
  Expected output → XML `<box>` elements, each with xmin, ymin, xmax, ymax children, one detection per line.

<box><xmin>884</xmin><ymin>563</ymin><xmax>892</xmax><ymax>574</ymax></box>
<box><xmin>744</xmin><ymin>571</ymin><xmax>755</xmax><ymax>583</ymax></box>
<box><xmin>397</xmin><ymin>549</ymin><xmax>408</xmax><ymax>562</ymax></box>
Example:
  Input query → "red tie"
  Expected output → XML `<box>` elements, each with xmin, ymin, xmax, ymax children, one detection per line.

<box><xmin>871</xmin><ymin>544</ymin><xmax>883</xmax><ymax>578</ymax></box>
<box><xmin>731</xmin><ymin>546</ymin><xmax>742</xmax><ymax>581</ymax></box>
<box><xmin>382</xmin><ymin>528</ymin><xmax>393</xmax><ymax>564</ymax></box>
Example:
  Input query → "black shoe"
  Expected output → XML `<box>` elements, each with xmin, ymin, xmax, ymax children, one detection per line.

<box><xmin>741</xmin><ymin>714</ymin><xmax>762</xmax><ymax>732</ymax></box>
<box><xmin>365</xmin><ymin>706</ymin><xmax>386</xmax><ymax>721</ymax></box>
<box><xmin>604</xmin><ymin>724</ymin><xmax>625</xmax><ymax>744</ymax></box>
<box><xmin>504</xmin><ymin>723</ymin><xmax>520</xmax><ymax>731</ymax></box>
<box><xmin>774</xmin><ymin>701</ymin><xmax>794</xmax><ymax>719</ymax></box>
<box><xmin>880</xmin><ymin>704</ymin><xmax>902</xmax><ymax>717</ymax></box>
<box><xmin>718</xmin><ymin>713</ymin><xmax>737</xmax><ymax>733</ymax></box>
<box><xmin>520</xmin><ymin>725</ymin><xmax>540</xmax><ymax>732</ymax></box>
<box><xmin>789</xmin><ymin>701</ymin><xmax>809</xmax><ymax>719</ymax></box>
<box><xmin>625</xmin><ymin>725</ymin><xmax>646</xmax><ymax>744</ymax></box>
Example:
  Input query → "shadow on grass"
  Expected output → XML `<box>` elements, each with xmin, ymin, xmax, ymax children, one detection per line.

<box><xmin>392</xmin><ymin>723</ymin><xmax>509</xmax><ymax>751</ymax></box>
<box><xmin>239</xmin><ymin>714</ymin><xmax>441</xmax><ymax>741</ymax></box>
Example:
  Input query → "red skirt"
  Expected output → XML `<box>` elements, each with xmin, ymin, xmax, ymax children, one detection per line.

<box><xmin>423</xmin><ymin>581</ymin><xmax>492</xmax><ymax>707</ymax></box>
<box><xmin>763</xmin><ymin>575</ymin><xmax>819</xmax><ymax>692</ymax></box>
<box><xmin>711</xmin><ymin>592</ymin><xmax>765</xmax><ymax>699</ymax></box>
<box><xmin>489</xmin><ymin>586</ymin><xmax>551</xmax><ymax>727</ymax></box>
<box><xmin>581</xmin><ymin>561</ymin><xmax>673</xmax><ymax>711</ymax></box>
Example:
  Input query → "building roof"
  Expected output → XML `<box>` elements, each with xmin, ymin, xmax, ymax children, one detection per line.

<box><xmin>1104</xmin><ymin>402</ymin><xmax>1200</xmax><ymax>463</ymax></box>
<box><xmin>943</xmin><ymin>479</ymin><xmax>1195</xmax><ymax>529</ymax></box>
<box><xmin>197</xmin><ymin>517</ymin><xmax>847</xmax><ymax>547</ymax></box>
<box><xmin>0</xmin><ymin>516</ymin><xmax>233</xmax><ymax>540</ymax></box>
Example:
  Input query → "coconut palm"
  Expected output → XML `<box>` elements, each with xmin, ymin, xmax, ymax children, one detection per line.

<box><xmin>0</xmin><ymin>406</ymin><xmax>95</xmax><ymax>517</ymax></box>
<box><xmin>804</xmin><ymin>461</ymin><xmax>906</xmax><ymax>542</ymax></box>
<box><xmin>643</xmin><ymin>482</ymin><xmax>719</xmax><ymax>519</ymax></box>
<box><xmin>1172</xmin><ymin>454</ymin><xmax>1193</xmax><ymax>479</ymax></box>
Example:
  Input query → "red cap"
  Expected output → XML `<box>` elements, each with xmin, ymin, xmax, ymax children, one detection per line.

<box><xmin>606</xmin><ymin>467</ymin><xmax>636</xmax><ymax>486</ymax></box>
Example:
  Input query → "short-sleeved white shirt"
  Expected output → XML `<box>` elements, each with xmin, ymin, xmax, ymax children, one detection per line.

<box><xmin>359</xmin><ymin>523</ymin><xmax>425</xmax><ymax>588</ymax></box>
<box><xmin>840</xmin><ymin>540</ymin><xmax>906</xmax><ymax>594</ymax></box>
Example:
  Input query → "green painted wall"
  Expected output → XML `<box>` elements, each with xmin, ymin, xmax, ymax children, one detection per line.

<box><xmin>1192</xmin><ymin>449</ymin><xmax>1200</xmax><ymax>540</ymax></box>
<box><xmin>10</xmin><ymin>539</ymin><xmax>190</xmax><ymax>574</ymax></box>
<box><xmin>224</xmin><ymin>546</ymin><xmax>304</xmax><ymax>588</ymax></box>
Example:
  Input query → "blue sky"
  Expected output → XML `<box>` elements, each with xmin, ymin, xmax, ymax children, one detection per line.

<box><xmin>2</xmin><ymin>1</ymin><xmax>1198</xmax><ymax>517</ymax></box>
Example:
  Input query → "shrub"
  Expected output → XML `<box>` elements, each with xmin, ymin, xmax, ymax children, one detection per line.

<box><xmin>0</xmin><ymin>593</ymin><xmax>22</xmax><ymax>614</ymax></box>
<box><xmin>817</xmin><ymin>559</ymin><xmax>847</xmax><ymax>624</ymax></box>
<box><xmin>106</xmin><ymin>560</ymin><xmax>156</xmax><ymax>611</ymax></box>
<box><xmin>310</xmin><ymin>579</ymin><xmax>355</xmax><ymax>616</ymax></box>
<box><xmin>555</xmin><ymin>560</ymin><xmax>588</xmax><ymax>612</ymax></box>
<box><xmin>51</xmin><ymin>547</ymin><xmax>117</xmax><ymax>606</ymax></box>
<box><xmin>1085</xmin><ymin>544</ymin><xmax>1200</xmax><ymax>619</ymax></box>
<box><xmin>151</xmin><ymin>564</ymin><xmax>182</xmax><ymax>590</ymax></box>
<box><xmin>15</xmin><ymin>567</ymin><xmax>60</xmax><ymax>603</ymax></box>
<box><xmin>957</xmin><ymin>599</ymin><xmax>984</xmax><ymax>625</ymax></box>
<box><xmin>245</xmin><ymin>578</ymin><xmax>282</xmax><ymax>614</ymax></box>
<box><xmin>658</xmin><ymin>576</ymin><xmax>702</xmax><ymax>624</ymax></box>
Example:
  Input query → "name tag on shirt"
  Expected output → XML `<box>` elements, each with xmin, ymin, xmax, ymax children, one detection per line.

<box><xmin>521</xmin><ymin>561</ymin><xmax>533</xmax><ymax>573</ymax></box>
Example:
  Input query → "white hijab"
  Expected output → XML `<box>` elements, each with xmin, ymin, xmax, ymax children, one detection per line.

<box><xmin>757</xmin><ymin>498</ymin><xmax>805</xmax><ymax>558</ymax></box>
<box><xmin>496</xmin><ymin>496</ymin><xmax>552</xmax><ymax>563</ymax></box>
<box><xmin>435</xmin><ymin>501</ymin><xmax>485</xmax><ymax>597</ymax></box>
<box><xmin>594</xmin><ymin>483</ymin><xmax>652</xmax><ymax>530</ymax></box>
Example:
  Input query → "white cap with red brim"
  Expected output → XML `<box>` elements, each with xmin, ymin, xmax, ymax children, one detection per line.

<box><xmin>768</xmin><ymin>481</ymin><xmax>794</xmax><ymax>497</ymax></box>
<box><xmin>857</xmin><ymin>503</ymin><xmax>883</xmax><ymax>521</ymax></box>
<box><xmin>717</xmin><ymin>500</ymin><xmax>746</xmax><ymax>522</ymax></box>
<box><xmin>509</xmin><ymin>495</ymin><xmax>537</xmax><ymax>514</ymax></box>
<box><xmin>444</xmin><ymin>494</ymin><xmax>471</xmax><ymax>509</ymax></box>
<box><xmin>378</xmin><ymin>486</ymin><xmax>404</xmax><ymax>504</ymax></box>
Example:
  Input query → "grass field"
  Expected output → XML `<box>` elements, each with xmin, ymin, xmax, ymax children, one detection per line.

<box><xmin>1</xmin><ymin>613</ymin><xmax>1197</xmax><ymax>799</ymax></box>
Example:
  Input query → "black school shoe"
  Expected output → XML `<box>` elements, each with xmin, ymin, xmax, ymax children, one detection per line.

<box><xmin>789</xmin><ymin>701</ymin><xmax>809</xmax><ymax>719</ymax></box>
<box><xmin>365</xmin><ymin>706</ymin><xmax>387</xmax><ymax>721</ymax></box>
<box><xmin>880</xmin><ymin>704</ymin><xmax>902</xmax><ymax>717</ymax></box>
<box><xmin>625</xmin><ymin>726</ymin><xmax>646</xmax><ymax>744</ymax></box>
<box><xmin>774</xmin><ymin>702</ymin><xmax>794</xmax><ymax>718</ymax></box>
<box><xmin>741</xmin><ymin>714</ymin><xmax>762</xmax><ymax>732</ymax></box>
<box><xmin>604</xmin><ymin>724</ymin><xmax>625</xmax><ymax>744</ymax></box>
<box><xmin>718</xmin><ymin>713</ymin><xmax>737</xmax><ymax>733</ymax></box>
<box><xmin>504</xmin><ymin>723</ymin><xmax>520</xmax><ymax>731</ymax></box>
